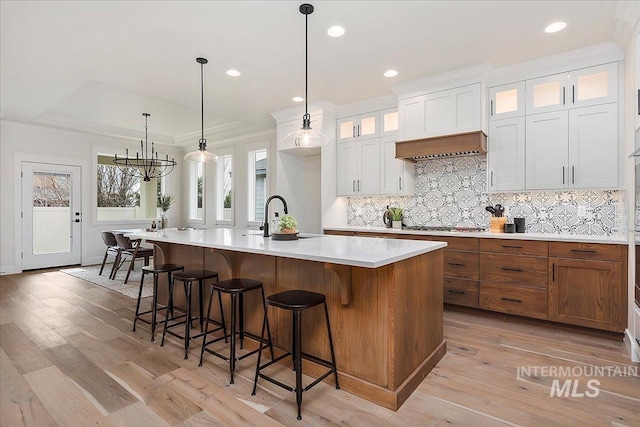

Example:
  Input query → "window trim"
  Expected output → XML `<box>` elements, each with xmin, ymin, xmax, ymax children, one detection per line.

<box><xmin>246</xmin><ymin>142</ymin><xmax>269</xmax><ymax>227</ymax></box>
<box><xmin>215</xmin><ymin>147</ymin><xmax>235</xmax><ymax>226</ymax></box>
<box><xmin>187</xmin><ymin>160</ymin><xmax>205</xmax><ymax>224</ymax></box>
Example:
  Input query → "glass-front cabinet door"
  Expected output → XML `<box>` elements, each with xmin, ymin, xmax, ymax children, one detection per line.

<box><xmin>570</xmin><ymin>63</ymin><xmax>618</xmax><ymax>108</ymax></box>
<box><xmin>380</xmin><ymin>108</ymin><xmax>398</xmax><ymax>136</ymax></box>
<box><xmin>489</xmin><ymin>82</ymin><xmax>525</xmax><ymax>120</ymax></box>
<box><xmin>526</xmin><ymin>73</ymin><xmax>568</xmax><ymax>114</ymax></box>
<box><xmin>337</xmin><ymin>112</ymin><xmax>379</xmax><ymax>142</ymax></box>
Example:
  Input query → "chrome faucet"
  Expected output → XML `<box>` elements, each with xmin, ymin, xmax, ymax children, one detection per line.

<box><xmin>262</xmin><ymin>195</ymin><xmax>288</xmax><ymax>237</ymax></box>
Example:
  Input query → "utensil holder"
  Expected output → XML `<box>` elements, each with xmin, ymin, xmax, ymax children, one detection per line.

<box><xmin>490</xmin><ymin>217</ymin><xmax>507</xmax><ymax>233</ymax></box>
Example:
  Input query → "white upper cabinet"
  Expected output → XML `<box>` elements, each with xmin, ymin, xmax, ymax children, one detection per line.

<box><xmin>380</xmin><ymin>108</ymin><xmax>399</xmax><ymax>136</ymax></box>
<box><xmin>487</xmin><ymin>117</ymin><xmax>525</xmax><ymax>191</ymax></box>
<box><xmin>525</xmin><ymin>104</ymin><xmax>618</xmax><ymax>190</ymax></box>
<box><xmin>336</xmin><ymin>139</ymin><xmax>380</xmax><ymax>196</ymax></box>
<box><xmin>398</xmin><ymin>83</ymin><xmax>482</xmax><ymax>141</ymax></box>
<box><xmin>488</xmin><ymin>82</ymin><xmax>525</xmax><ymax>120</ymax></box>
<box><xmin>337</xmin><ymin>111</ymin><xmax>379</xmax><ymax>142</ymax></box>
<box><xmin>379</xmin><ymin>135</ymin><xmax>413</xmax><ymax>196</ymax></box>
<box><xmin>526</xmin><ymin>63</ymin><xmax>618</xmax><ymax>114</ymax></box>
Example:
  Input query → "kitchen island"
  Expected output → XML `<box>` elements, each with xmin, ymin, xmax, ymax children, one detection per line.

<box><xmin>128</xmin><ymin>228</ymin><xmax>446</xmax><ymax>410</ymax></box>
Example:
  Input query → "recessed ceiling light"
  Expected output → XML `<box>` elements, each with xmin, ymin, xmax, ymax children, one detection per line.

<box><xmin>327</xmin><ymin>26</ymin><xmax>345</xmax><ymax>37</ymax></box>
<box><xmin>226</xmin><ymin>69</ymin><xmax>241</xmax><ymax>77</ymax></box>
<box><xmin>292</xmin><ymin>96</ymin><xmax>304</xmax><ymax>102</ymax></box>
<box><xmin>544</xmin><ymin>21</ymin><xmax>567</xmax><ymax>33</ymax></box>
<box><xmin>384</xmin><ymin>70</ymin><xmax>398</xmax><ymax>78</ymax></box>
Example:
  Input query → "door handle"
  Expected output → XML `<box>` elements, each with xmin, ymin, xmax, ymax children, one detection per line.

<box><xmin>447</xmin><ymin>289</ymin><xmax>466</xmax><ymax>295</ymax></box>
<box><xmin>562</xmin><ymin>87</ymin><xmax>566</xmax><ymax>105</ymax></box>
<box><xmin>490</xmin><ymin>170</ymin><xmax>494</xmax><ymax>187</ymax></box>
<box><xmin>352</xmin><ymin>126</ymin><xmax>355</xmax><ymax>138</ymax></box>
<box><xmin>352</xmin><ymin>180</ymin><xmax>355</xmax><ymax>192</ymax></box>
<box><xmin>74</xmin><ymin>219</ymin><xmax>81</xmax><ymax>223</ymax></box>
<box><xmin>357</xmin><ymin>180</ymin><xmax>360</xmax><ymax>191</ymax></box>
<box><xmin>357</xmin><ymin>124</ymin><xmax>360</xmax><ymax>137</ymax></box>
<box><xmin>572</xmin><ymin>85</ymin><xmax>575</xmax><ymax>103</ymax></box>
<box><xmin>501</xmin><ymin>266</ymin><xmax>523</xmax><ymax>272</ymax></box>
<box><xmin>562</xmin><ymin>166</ymin><xmax>565</xmax><ymax>185</ymax></box>
<box><xmin>572</xmin><ymin>166</ymin><xmax>575</xmax><ymax>184</ymax></box>
<box><xmin>399</xmin><ymin>177</ymin><xmax>402</xmax><ymax>190</ymax></box>
<box><xmin>501</xmin><ymin>297</ymin><xmax>522</xmax><ymax>304</ymax></box>
<box><xmin>490</xmin><ymin>100</ymin><xmax>494</xmax><ymax>116</ymax></box>
<box><xmin>448</xmin><ymin>262</ymin><xmax>467</xmax><ymax>267</ymax></box>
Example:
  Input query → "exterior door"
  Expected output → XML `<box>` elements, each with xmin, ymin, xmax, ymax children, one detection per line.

<box><xmin>21</xmin><ymin>162</ymin><xmax>82</xmax><ymax>270</ymax></box>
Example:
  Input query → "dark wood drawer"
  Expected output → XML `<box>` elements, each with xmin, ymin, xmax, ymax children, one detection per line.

<box><xmin>480</xmin><ymin>239</ymin><xmax>548</xmax><ymax>256</ymax></box>
<box><xmin>480</xmin><ymin>253</ymin><xmax>548</xmax><ymax>288</ymax></box>
<box><xmin>444</xmin><ymin>278</ymin><xmax>478</xmax><ymax>308</ymax></box>
<box><xmin>324</xmin><ymin>229</ymin><xmax>355</xmax><ymax>236</ymax></box>
<box><xmin>479</xmin><ymin>282</ymin><xmax>548</xmax><ymax>320</ymax></box>
<box><xmin>444</xmin><ymin>250</ymin><xmax>479</xmax><ymax>280</ymax></box>
<box><xmin>549</xmin><ymin>242</ymin><xmax>624</xmax><ymax>262</ymax></box>
<box><xmin>396</xmin><ymin>234</ymin><xmax>478</xmax><ymax>251</ymax></box>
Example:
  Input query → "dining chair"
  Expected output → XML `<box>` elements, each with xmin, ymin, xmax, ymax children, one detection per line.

<box><xmin>113</xmin><ymin>233</ymin><xmax>153</xmax><ymax>284</ymax></box>
<box><xmin>99</xmin><ymin>232</ymin><xmax>120</xmax><ymax>279</ymax></box>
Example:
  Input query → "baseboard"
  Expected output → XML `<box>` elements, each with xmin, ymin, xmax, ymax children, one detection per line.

<box><xmin>83</xmin><ymin>256</ymin><xmax>104</xmax><ymax>266</ymax></box>
<box><xmin>626</xmin><ymin>329</ymin><xmax>640</xmax><ymax>363</ymax></box>
<box><xmin>0</xmin><ymin>265</ymin><xmax>16</xmax><ymax>275</ymax></box>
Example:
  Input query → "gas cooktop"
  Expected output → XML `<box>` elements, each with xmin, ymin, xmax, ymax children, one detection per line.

<box><xmin>403</xmin><ymin>226</ymin><xmax>486</xmax><ymax>233</ymax></box>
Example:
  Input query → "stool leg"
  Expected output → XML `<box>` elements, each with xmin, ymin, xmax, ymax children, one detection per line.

<box><xmin>99</xmin><ymin>249</ymin><xmax>109</xmax><ymax>275</ymax></box>
<box><xmin>198</xmin><ymin>284</ymin><xmax>215</xmax><ymax>367</ymax></box>
<box><xmin>160</xmin><ymin>278</ymin><xmax>174</xmax><ymax>347</ymax></box>
<box><xmin>229</xmin><ymin>293</ymin><xmax>237</xmax><ymax>384</ymax></box>
<box><xmin>133</xmin><ymin>271</ymin><xmax>145</xmax><ymax>332</ymax></box>
<box><xmin>218</xmin><ymin>291</ymin><xmax>228</xmax><ymax>343</ymax></box>
<box><xmin>239</xmin><ymin>292</ymin><xmax>244</xmax><ymax>350</ymax></box>
<box><xmin>291</xmin><ymin>311</ymin><xmax>296</xmax><ymax>370</ymax></box>
<box><xmin>151</xmin><ymin>273</ymin><xmax>159</xmax><ymax>342</ymax></box>
<box><xmin>184</xmin><ymin>281</ymin><xmax>191</xmax><ymax>359</ymax></box>
<box><xmin>294</xmin><ymin>309</ymin><xmax>303</xmax><ymax>420</ymax></box>
<box><xmin>198</xmin><ymin>279</ymin><xmax>204</xmax><ymax>332</ymax></box>
<box><xmin>324</xmin><ymin>301</ymin><xmax>340</xmax><ymax>390</ymax></box>
<box><xmin>260</xmin><ymin>287</ymin><xmax>275</xmax><ymax>360</ymax></box>
<box><xmin>251</xmin><ymin>303</ymin><xmax>269</xmax><ymax>396</ymax></box>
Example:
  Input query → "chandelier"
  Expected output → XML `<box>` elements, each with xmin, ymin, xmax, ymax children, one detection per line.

<box><xmin>113</xmin><ymin>113</ymin><xmax>176</xmax><ymax>182</ymax></box>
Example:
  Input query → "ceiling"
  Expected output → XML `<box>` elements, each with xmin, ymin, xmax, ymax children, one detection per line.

<box><xmin>0</xmin><ymin>1</ymin><xmax>636</xmax><ymax>149</ymax></box>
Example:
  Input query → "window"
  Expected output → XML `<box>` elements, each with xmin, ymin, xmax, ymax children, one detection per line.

<box><xmin>189</xmin><ymin>161</ymin><xmax>204</xmax><ymax>221</ymax></box>
<box><xmin>216</xmin><ymin>148</ymin><xmax>234</xmax><ymax>224</ymax></box>
<box><xmin>247</xmin><ymin>148</ymin><xmax>267</xmax><ymax>223</ymax></box>
<box><xmin>96</xmin><ymin>155</ymin><xmax>159</xmax><ymax>221</ymax></box>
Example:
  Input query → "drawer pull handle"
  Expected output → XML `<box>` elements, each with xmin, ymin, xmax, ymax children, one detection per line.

<box><xmin>501</xmin><ymin>267</ymin><xmax>523</xmax><ymax>272</ymax></box>
<box><xmin>448</xmin><ymin>262</ymin><xmax>467</xmax><ymax>267</ymax></box>
<box><xmin>501</xmin><ymin>245</ymin><xmax>522</xmax><ymax>249</ymax></box>
<box><xmin>570</xmin><ymin>249</ymin><xmax>597</xmax><ymax>254</ymax></box>
<box><xmin>501</xmin><ymin>297</ymin><xmax>522</xmax><ymax>303</ymax></box>
<box><xmin>447</xmin><ymin>289</ymin><xmax>466</xmax><ymax>295</ymax></box>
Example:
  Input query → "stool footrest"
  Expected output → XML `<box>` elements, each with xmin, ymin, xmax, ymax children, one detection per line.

<box><xmin>165</xmin><ymin>328</ymin><xmax>206</xmax><ymax>341</ymax></box>
<box><xmin>258</xmin><ymin>373</ymin><xmax>295</xmax><ymax>392</ymax></box>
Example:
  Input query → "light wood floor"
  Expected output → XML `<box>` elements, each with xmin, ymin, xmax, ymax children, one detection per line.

<box><xmin>1</xmin><ymin>270</ymin><xmax>638</xmax><ymax>427</ymax></box>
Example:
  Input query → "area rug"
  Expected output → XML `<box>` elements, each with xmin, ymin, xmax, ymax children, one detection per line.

<box><xmin>60</xmin><ymin>260</ymin><xmax>151</xmax><ymax>299</ymax></box>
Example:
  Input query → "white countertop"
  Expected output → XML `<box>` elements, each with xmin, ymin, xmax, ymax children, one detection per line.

<box><xmin>127</xmin><ymin>228</ymin><xmax>447</xmax><ymax>268</ymax></box>
<box><xmin>325</xmin><ymin>226</ymin><xmax>629</xmax><ymax>245</ymax></box>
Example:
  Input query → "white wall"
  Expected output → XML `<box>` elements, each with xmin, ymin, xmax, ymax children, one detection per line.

<box><xmin>0</xmin><ymin>120</ymin><xmax>184</xmax><ymax>274</ymax></box>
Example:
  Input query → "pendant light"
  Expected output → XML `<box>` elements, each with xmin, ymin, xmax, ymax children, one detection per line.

<box><xmin>185</xmin><ymin>57</ymin><xmax>218</xmax><ymax>162</ymax></box>
<box><xmin>113</xmin><ymin>113</ymin><xmax>176</xmax><ymax>181</ymax></box>
<box><xmin>284</xmin><ymin>3</ymin><xmax>329</xmax><ymax>148</ymax></box>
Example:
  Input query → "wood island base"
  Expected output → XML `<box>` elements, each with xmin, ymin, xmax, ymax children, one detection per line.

<box><xmin>153</xmin><ymin>241</ymin><xmax>445</xmax><ymax>410</ymax></box>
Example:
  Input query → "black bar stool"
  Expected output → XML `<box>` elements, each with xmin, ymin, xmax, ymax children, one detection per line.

<box><xmin>252</xmin><ymin>289</ymin><xmax>339</xmax><ymax>421</ymax></box>
<box><xmin>198</xmin><ymin>278</ymin><xmax>274</xmax><ymax>385</ymax></box>
<box><xmin>133</xmin><ymin>263</ymin><xmax>184</xmax><ymax>342</ymax></box>
<box><xmin>160</xmin><ymin>270</ymin><xmax>222</xmax><ymax>359</ymax></box>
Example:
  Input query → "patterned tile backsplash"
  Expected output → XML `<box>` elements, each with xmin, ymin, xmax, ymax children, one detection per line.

<box><xmin>347</xmin><ymin>155</ymin><xmax>625</xmax><ymax>235</ymax></box>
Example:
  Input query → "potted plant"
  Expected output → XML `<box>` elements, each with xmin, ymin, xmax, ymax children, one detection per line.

<box><xmin>278</xmin><ymin>214</ymin><xmax>298</xmax><ymax>234</ymax></box>
<box><xmin>157</xmin><ymin>193</ymin><xmax>174</xmax><ymax>229</ymax></box>
<box><xmin>389</xmin><ymin>207</ymin><xmax>403</xmax><ymax>229</ymax></box>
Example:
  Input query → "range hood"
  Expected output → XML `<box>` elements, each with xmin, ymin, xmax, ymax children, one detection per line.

<box><xmin>395</xmin><ymin>130</ymin><xmax>487</xmax><ymax>162</ymax></box>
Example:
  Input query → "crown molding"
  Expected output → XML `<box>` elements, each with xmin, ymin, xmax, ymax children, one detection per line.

<box><xmin>488</xmin><ymin>42</ymin><xmax>624</xmax><ymax>87</ymax></box>
<box><xmin>613</xmin><ymin>0</ymin><xmax>640</xmax><ymax>48</ymax></box>
<box><xmin>391</xmin><ymin>63</ymin><xmax>493</xmax><ymax>99</ymax></box>
<box><xmin>34</xmin><ymin>113</ymin><xmax>175</xmax><ymax>144</ymax></box>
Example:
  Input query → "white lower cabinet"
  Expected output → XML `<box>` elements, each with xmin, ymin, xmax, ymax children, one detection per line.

<box><xmin>526</xmin><ymin>103</ymin><xmax>617</xmax><ymax>190</ymax></box>
<box><xmin>487</xmin><ymin>117</ymin><xmax>525</xmax><ymax>191</ymax></box>
<box><xmin>336</xmin><ymin>139</ymin><xmax>380</xmax><ymax>196</ymax></box>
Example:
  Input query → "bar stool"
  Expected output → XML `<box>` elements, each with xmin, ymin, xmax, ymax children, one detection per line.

<box><xmin>160</xmin><ymin>270</ymin><xmax>221</xmax><ymax>359</ymax></box>
<box><xmin>133</xmin><ymin>263</ymin><xmax>184</xmax><ymax>342</ymax></box>
<box><xmin>198</xmin><ymin>278</ymin><xmax>274</xmax><ymax>385</ymax></box>
<box><xmin>252</xmin><ymin>290</ymin><xmax>339</xmax><ymax>421</ymax></box>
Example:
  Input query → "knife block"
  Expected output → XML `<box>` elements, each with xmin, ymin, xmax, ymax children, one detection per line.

<box><xmin>490</xmin><ymin>217</ymin><xmax>506</xmax><ymax>233</ymax></box>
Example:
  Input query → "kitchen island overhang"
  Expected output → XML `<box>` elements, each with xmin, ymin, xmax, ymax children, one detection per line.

<box><xmin>128</xmin><ymin>228</ymin><xmax>447</xmax><ymax>410</ymax></box>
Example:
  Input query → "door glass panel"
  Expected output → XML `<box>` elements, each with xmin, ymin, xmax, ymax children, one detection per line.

<box><xmin>383</xmin><ymin>112</ymin><xmax>398</xmax><ymax>132</ymax></box>
<box><xmin>339</xmin><ymin>120</ymin><xmax>354</xmax><ymax>139</ymax></box>
<box><xmin>32</xmin><ymin>171</ymin><xmax>71</xmax><ymax>254</ymax></box>
<box><xmin>360</xmin><ymin>116</ymin><xmax>376</xmax><ymax>136</ymax></box>
<box><xmin>533</xmin><ymin>81</ymin><xmax>561</xmax><ymax>108</ymax></box>
<box><xmin>576</xmin><ymin>72</ymin><xmax>608</xmax><ymax>101</ymax></box>
<box><xmin>495</xmin><ymin>89</ymin><xmax>518</xmax><ymax>114</ymax></box>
